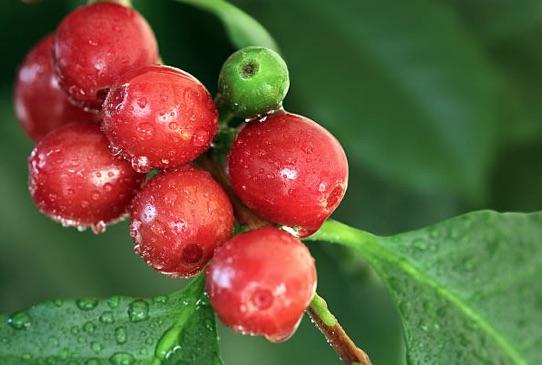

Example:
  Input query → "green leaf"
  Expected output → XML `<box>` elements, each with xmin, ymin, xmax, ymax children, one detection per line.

<box><xmin>172</xmin><ymin>0</ymin><xmax>278</xmax><ymax>52</ymax></box>
<box><xmin>445</xmin><ymin>0</ymin><xmax>542</xmax><ymax>41</ymax></box>
<box><xmin>0</xmin><ymin>276</ymin><xmax>223</xmax><ymax>365</ymax></box>
<box><xmin>307</xmin><ymin>212</ymin><xmax>542</xmax><ymax>364</ymax></box>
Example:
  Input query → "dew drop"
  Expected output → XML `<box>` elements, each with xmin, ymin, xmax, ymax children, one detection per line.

<box><xmin>99</xmin><ymin>311</ymin><xmax>115</xmax><ymax>324</ymax></box>
<box><xmin>137</xmin><ymin>122</ymin><xmax>154</xmax><ymax>140</ymax></box>
<box><xmin>109</xmin><ymin>352</ymin><xmax>135</xmax><ymax>365</ymax></box>
<box><xmin>153</xmin><ymin>296</ymin><xmax>168</xmax><ymax>305</ymax></box>
<box><xmin>90</xmin><ymin>341</ymin><xmax>103</xmax><ymax>353</ymax></box>
<box><xmin>7</xmin><ymin>311</ymin><xmax>32</xmax><ymax>330</ymax></box>
<box><xmin>107</xmin><ymin>296</ymin><xmax>121</xmax><ymax>309</ymax></box>
<box><xmin>76</xmin><ymin>298</ymin><xmax>99</xmax><ymax>311</ymax></box>
<box><xmin>131</xmin><ymin>156</ymin><xmax>150</xmax><ymax>173</ymax></box>
<box><xmin>91</xmin><ymin>221</ymin><xmax>107</xmax><ymax>235</ymax></box>
<box><xmin>83</xmin><ymin>321</ymin><xmax>96</xmax><ymax>334</ymax></box>
<box><xmin>191</xmin><ymin>129</ymin><xmax>209</xmax><ymax>147</ymax></box>
<box><xmin>127</xmin><ymin>300</ymin><xmax>149</xmax><ymax>322</ymax></box>
<box><xmin>115</xmin><ymin>326</ymin><xmax>127</xmax><ymax>344</ymax></box>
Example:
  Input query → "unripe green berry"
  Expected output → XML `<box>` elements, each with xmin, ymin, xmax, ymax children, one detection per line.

<box><xmin>218</xmin><ymin>47</ymin><xmax>289</xmax><ymax>119</ymax></box>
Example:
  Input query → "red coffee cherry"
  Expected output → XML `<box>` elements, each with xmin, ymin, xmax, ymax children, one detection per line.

<box><xmin>102</xmin><ymin>65</ymin><xmax>218</xmax><ymax>173</ymax></box>
<box><xmin>14</xmin><ymin>35</ymin><xmax>96</xmax><ymax>141</ymax></box>
<box><xmin>129</xmin><ymin>167</ymin><xmax>234</xmax><ymax>277</ymax></box>
<box><xmin>53</xmin><ymin>2</ymin><xmax>158</xmax><ymax>110</ymax></box>
<box><xmin>206</xmin><ymin>227</ymin><xmax>317</xmax><ymax>342</ymax></box>
<box><xmin>28</xmin><ymin>122</ymin><xmax>143</xmax><ymax>233</ymax></box>
<box><xmin>228</xmin><ymin>111</ymin><xmax>348</xmax><ymax>237</ymax></box>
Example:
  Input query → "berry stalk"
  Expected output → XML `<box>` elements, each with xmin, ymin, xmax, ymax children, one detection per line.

<box><xmin>197</xmin><ymin>152</ymin><xmax>372</xmax><ymax>365</ymax></box>
<box><xmin>308</xmin><ymin>294</ymin><xmax>373</xmax><ymax>365</ymax></box>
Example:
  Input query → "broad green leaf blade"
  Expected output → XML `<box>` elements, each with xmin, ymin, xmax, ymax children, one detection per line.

<box><xmin>0</xmin><ymin>276</ymin><xmax>223</xmax><ymax>365</ymax></box>
<box><xmin>172</xmin><ymin>0</ymin><xmax>278</xmax><ymax>52</ymax></box>
<box><xmin>308</xmin><ymin>212</ymin><xmax>542</xmax><ymax>364</ymax></box>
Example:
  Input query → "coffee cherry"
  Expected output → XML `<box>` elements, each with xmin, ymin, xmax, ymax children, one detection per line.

<box><xmin>28</xmin><ymin>122</ymin><xmax>143</xmax><ymax>233</ymax></box>
<box><xmin>206</xmin><ymin>227</ymin><xmax>317</xmax><ymax>342</ymax></box>
<box><xmin>53</xmin><ymin>2</ymin><xmax>158</xmax><ymax>110</ymax></box>
<box><xmin>102</xmin><ymin>65</ymin><xmax>218</xmax><ymax>173</ymax></box>
<box><xmin>228</xmin><ymin>111</ymin><xmax>348</xmax><ymax>237</ymax></box>
<box><xmin>14</xmin><ymin>35</ymin><xmax>96</xmax><ymax>141</ymax></box>
<box><xmin>129</xmin><ymin>167</ymin><xmax>234</xmax><ymax>277</ymax></box>
<box><xmin>218</xmin><ymin>47</ymin><xmax>289</xmax><ymax>118</ymax></box>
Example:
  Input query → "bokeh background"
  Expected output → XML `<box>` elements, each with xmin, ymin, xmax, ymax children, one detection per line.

<box><xmin>2</xmin><ymin>0</ymin><xmax>542</xmax><ymax>364</ymax></box>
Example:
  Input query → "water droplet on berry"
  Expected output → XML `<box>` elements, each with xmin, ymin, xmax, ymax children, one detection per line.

<box><xmin>7</xmin><ymin>311</ymin><xmax>32</xmax><ymax>330</ymax></box>
<box><xmin>91</xmin><ymin>221</ymin><xmax>107</xmax><ymax>234</ymax></box>
<box><xmin>192</xmin><ymin>129</ymin><xmax>209</xmax><ymax>147</ymax></box>
<box><xmin>137</xmin><ymin>122</ymin><xmax>154</xmax><ymax>140</ymax></box>
<box><xmin>109</xmin><ymin>144</ymin><xmax>123</xmax><ymax>157</ymax></box>
<box><xmin>131</xmin><ymin>156</ymin><xmax>150</xmax><ymax>173</ymax></box>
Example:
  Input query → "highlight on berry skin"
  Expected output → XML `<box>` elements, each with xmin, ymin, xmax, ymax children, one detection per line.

<box><xmin>102</xmin><ymin>65</ymin><xmax>218</xmax><ymax>173</ymax></box>
<box><xmin>218</xmin><ymin>46</ymin><xmax>290</xmax><ymax>118</ymax></box>
<box><xmin>28</xmin><ymin>122</ymin><xmax>144</xmax><ymax>234</ymax></box>
<box><xmin>206</xmin><ymin>227</ymin><xmax>317</xmax><ymax>342</ymax></box>
<box><xmin>129</xmin><ymin>167</ymin><xmax>234</xmax><ymax>277</ymax></box>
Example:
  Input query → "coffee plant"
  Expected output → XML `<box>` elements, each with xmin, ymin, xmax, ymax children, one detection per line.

<box><xmin>1</xmin><ymin>0</ymin><xmax>541</xmax><ymax>364</ymax></box>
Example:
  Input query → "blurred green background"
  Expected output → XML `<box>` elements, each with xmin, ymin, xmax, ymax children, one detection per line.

<box><xmin>2</xmin><ymin>0</ymin><xmax>542</xmax><ymax>364</ymax></box>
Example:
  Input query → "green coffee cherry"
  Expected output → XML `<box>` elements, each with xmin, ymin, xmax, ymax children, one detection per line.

<box><xmin>218</xmin><ymin>46</ymin><xmax>289</xmax><ymax>119</ymax></box>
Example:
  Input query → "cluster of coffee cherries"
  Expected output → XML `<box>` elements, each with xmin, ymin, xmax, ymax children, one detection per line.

<box><xmin>15</xmin><ymin>1</ymin><xmax>348</xmax><ymax>342</ymax></box>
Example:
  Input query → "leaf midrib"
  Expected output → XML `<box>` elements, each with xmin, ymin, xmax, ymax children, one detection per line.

<box><xmin>308</xmin><ymin>220</ymin><xmax>528</xmax><ymax>365</ymax></box>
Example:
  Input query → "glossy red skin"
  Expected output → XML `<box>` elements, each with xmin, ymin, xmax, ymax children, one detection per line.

<box><xmin>53</xmin><ymin>2</ymin><xmax>158</xmax><ymax>110</ymax></box>
<box><xmin>206</xmin><ymin>227</ymin><xmax>317</xmax><ymax>342</ymax></box>
<box><xmin>14</xmin><ymin>35</ymin><xmax>96</xmax><ymax>141</ymax></box>
<box><xmin>102</xmin><ymin>65</ymin><xmax>218</xmax><ymax>172</ymax></box>
<box><xmin>228</xmin><ymin>111</ymin><xmax>348</xmax><ymax>237</ymax></box>
<box><xmin>28</xmin><ymin>122</ymin><xmax>144</xmax><ymax>233</ymax></box>
<box><xmin>129</xmin><ymin>167</ymin><xmax>234</xmax><ymax>277</ymax></box>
